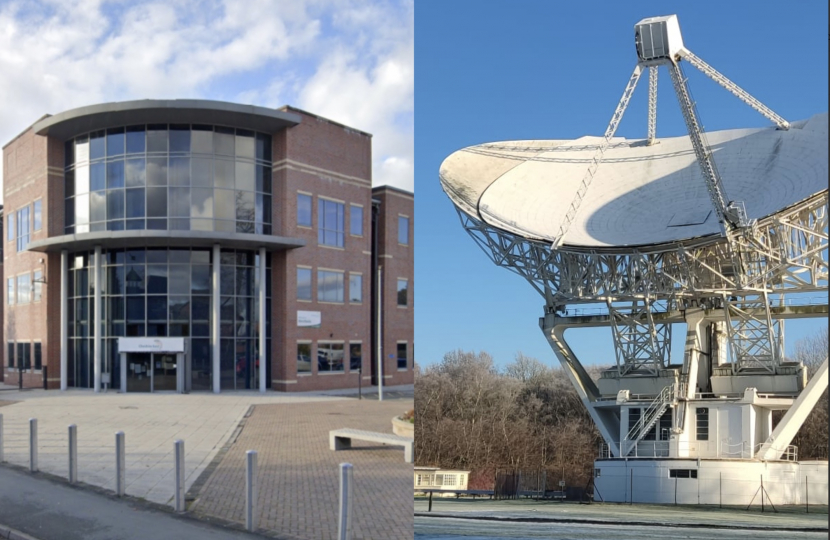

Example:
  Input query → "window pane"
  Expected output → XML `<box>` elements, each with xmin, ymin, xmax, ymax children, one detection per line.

<box><xmin>147</xmin><ymin>296</ymin><xmax>167</xmax><ymax>321</ymax></box>
<box><xmin>214</xmin><ymin>159</ymin><xmax>234</xmax><ymax>189</ymax></box>
<box><xmin>90</xmin><ymin>131</ymin><xmax>105</xmax><ymax>160</ymax></box>
<box><xmin>169</xmin><ymin>157</ymin><xmax>190</xmax><ymax>186</ymax></box>
<box><xmin>192</xmin><ymin>158</ymin><xmax>213</xmax><ymax>188</ymax></box>
<box><xmin>91</xmin><ymin>162</ymin><xmax>106</xmax><ymax>191</ymax></box>
<box><xmin>236</xmin><ymin>161</ymin><xmax>254</xmax><ymax>192</ymax></box>
<box><xmin>350</xmin><ymin>205</ymin><xmax>363</xmax><ymax>236</ymax></box>
<box><xmin>191</xmin><ymin>125</ymin><xmax>213</xmax><ymax>154</ymax></box>
<box><xmin>318</xmin><ymin>199</ymin><xmax>344</xmax><ymax>247</ymax></box>
<box><xmin>349</xmin><ymin>274</ymin><xmax>362</xmax><ymax>303</ymax></box>
<box><xmin>169</xmin><ymin>125</ymin><xmax>190</xmax><ymax>152</ymax></box>
<box><xmin>214</xmin><ymin>189</ymin><xmax>235</xmax><ymax>221</ymax></box>
<box><xmin>297</xmin><ymin>268</ymin><xmax>311</xmax><ymax>300</ymax></box>
<box><xmin>192</xmin><ymin>296</ymin><xmax>210</xmax><ymax>321</ymax></box>
<box><xmin>397</xmin><ymin>343</ymin><xmax>407</xmax><ymax>369</ymax></box>
<box><xmin>106</xmin><ymin>128</ymin><xmax>125</xmax><ymax>156</ymax></box>
<box><xmin>297</xmin><ymin>343</ymin><xmax>311</xmax><ymax>373</ymax></box>
<box><xmin>147</xmin><ymin>187</ymin><xmax>167</xmax><ymax>217</ymax></box>
<box><xmin>107</xmin><ymin>160</ymin><xmax>125</xmax><ymax>189</ymax></box>
<box><xmin>191</xmin><ymin>188</ymin><xmax>213</xmax><ymax>219</ymax></box>
<box><xmin>90</xmin><ymin>191</ymin><xmax>106</xmax><ymax>222</ymax></box>
<box><xmin>349</xmin><ymin>343</ymin><xmax>361</xmax><ymax>371</ymax></box>
<box><xmin>33</xmin><ymin>200</ymin><xmax>42</xmax><ymax>231</ymax></box>
<box><xmin>147</xmin><ymin>124</ymin><xmax>168</xmax><ymax>153</ymax></box>
<box><xmin>214</xmin><ymin>127</ymin><xmax>234</xmax><ymax>156</ymax></box>
<box><xmin>147</xmin><ymin>157</ymin><xmax>168</xmax><ymax>187</ymax></box>
<box><xmin>255</xmin><ymin>133</ymin><xmax>272</xmax><ymax>162</ymax></box>
<box><xmin>126</xmin><ymin>126</ymin><xmax>146</xmax><ymax>154</ymax></box>
<box><xmin>397</xmin><ymin>279</ymin><xmax>408</xmax><ymax>306</ymax></box>
<box><xmin>318</xmin><ymin>270</ymin><xmax>344</xmax><ymax>302</ymax></box>
<box><xmin>147</xmin><ymin>264</ymin><xmax>168</xmax><ymax>294</ymax></box>
<box><xmin>126</xmin><ymin>188</ymin><xmax>146</xmax><ymax>218</ymax></box>
<box><xmin>107</xmin><ymin>189</ymin><xmax>125</xmax><ymax>220</ymax></box>
<box><xmin>76</xmin><ymin>194</ymin><xmax>89</xmax><ymax>226</ymax></box>
<box><xmin>398</xmin><ymin>216</ymin><xmax>409</xmax><ymax>245</ymax></box>
<box><xmin>236</xmin><ymin>129</ymin><xmax>255</xmax><ymax>159</ymax></box>
<box><xmin>297</xmin><ymin>194</ymin><xmax>312</xmax><ymax>227</ymax></box>
<box><xmin>236</xmin><ymin>190</ymin><xmax>254</xmax><ymax>223</ymax></box>
<box><xmin>169</xmin><ymin>187</ymin><xmax>191</xmax><ymax>217</ymax></box>
<box><xmin>126</xmin><ymin>265</ymin><xmax>146</xmax><ymax>294</ymax></box>
<box><xmin>125</xmin><ymin>159</ymin><xmax>146</xmax><ymax>188</ymax></box>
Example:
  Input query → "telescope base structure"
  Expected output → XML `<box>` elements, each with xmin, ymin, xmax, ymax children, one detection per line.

<box><xmin>593</xmin><ymin>458</ymin><xmax>828</xmax><ymax>505</ymax></box>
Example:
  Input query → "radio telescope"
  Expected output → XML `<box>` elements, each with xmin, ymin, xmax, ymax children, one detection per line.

<box><xmin>440</xmin><ymin>15</ymin><xmax>828</xmax><ymax>504</ymax></box>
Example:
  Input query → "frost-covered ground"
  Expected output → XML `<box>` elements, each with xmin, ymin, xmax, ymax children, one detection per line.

<box><xmin>414</xmin><ymin>499</ymin><xmax>828</xmax><ymax>540</ymax></box>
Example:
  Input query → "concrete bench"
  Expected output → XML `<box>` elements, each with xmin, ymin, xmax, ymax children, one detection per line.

<box><xmin>329</xmin><ymin>428</ymin><xmax>413</xmax><ymax>463</ymax></box>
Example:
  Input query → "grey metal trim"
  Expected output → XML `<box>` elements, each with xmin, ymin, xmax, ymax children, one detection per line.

<box><xmin>27</xmin><ymin>230</ymin><xmax>305</xmax><ymax>253</ymax></box>
<box><xmin>33</xmin><ymin>99</ymin><xmax>301</xmax><ymax>139</ymax></box>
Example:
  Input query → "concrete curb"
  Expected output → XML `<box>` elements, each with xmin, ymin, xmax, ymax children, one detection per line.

<box><xmin>0</xmin><ymin>523</ymin><xmax>41</xmax><ymax>540</ymax></box>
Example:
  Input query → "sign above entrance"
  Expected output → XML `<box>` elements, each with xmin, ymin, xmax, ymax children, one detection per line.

<box><xmin>118</xmin><ymin>337</ymin><xmax>185</xmax><ymax>353</ymax></box>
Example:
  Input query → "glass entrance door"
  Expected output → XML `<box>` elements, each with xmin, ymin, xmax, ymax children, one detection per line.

<box><xmin>126</xmin><ymin>353</ymin><xmax>152</xmax><ymax>392</ymax></box>
<box><xmin>154</xmin><ymin>354</ymin><xmax>178</xmax><ymax>391</ymax></box>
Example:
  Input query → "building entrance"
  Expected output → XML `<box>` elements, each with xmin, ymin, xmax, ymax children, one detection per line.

<box><xmin>119</xmin><ymin>338</ymin><xmax>186</xmax><ymax>393</ymax></box>
<box><xmin>125</xmin><ymin>352</ymin><xmax>179</xmax><ymax>392</ymax></box>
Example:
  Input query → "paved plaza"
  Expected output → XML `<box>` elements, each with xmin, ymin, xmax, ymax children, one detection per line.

<box><xmin>0</xmin><ymin>384</ymin><xmax>413</xmax><ymax>539</ymax></box>
<box><xmin>191</xmin><ymin>399</ymin><xmax>414</xmax><ymax>540</ymax></box>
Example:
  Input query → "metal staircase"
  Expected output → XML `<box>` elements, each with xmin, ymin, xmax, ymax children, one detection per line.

<box><xmin>623</xmin><ymin>384</ymin><xmax>677</xmax><ymax>456</ymax></box>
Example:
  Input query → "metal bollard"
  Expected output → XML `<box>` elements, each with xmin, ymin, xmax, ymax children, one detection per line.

<box><xmin>0</xmin><ymin>414</ymin><xmax>4</xmax><ymax>463</ymax></box>
<box><xmin>68</xmin><ymin>425</ymin><xmax>78</xmax><ymax>484</ymax></box>
<box><xmin>337</xmin><ymin>463</ymin><xmax>353</xmax><ymax>540</ymax></box>
<box><xmin>174</xmin><ymin>440</ymin><xmax>185</xmax><ymax>512</ymax></box>
<box><xmin>29</xmin><ymin>418</ymin><xmax>38</xmax><ymax>472</ymax></box>
<box><xmin>115</xmin><ymin>431</ymin><xmax>125</xmax><ymax>496</ymax></box>
<box><xmin>245</xmin><ymin>450</ymin><xmax>257</xmax><ymax>532</ymax></box>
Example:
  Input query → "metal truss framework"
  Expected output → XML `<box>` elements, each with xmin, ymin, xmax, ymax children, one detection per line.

<box><xmin>608</xmin><ymin>299</ymin><xmax>671</xmax><ymax>375</ymax></box>
<box><xmin>457</xmin><ymin>191</ymin><xmax>827</xmax><ymax>375</ymax></box>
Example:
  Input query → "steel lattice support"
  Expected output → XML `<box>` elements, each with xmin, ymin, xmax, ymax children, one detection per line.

<box><xmin>722</xmin><ymin>292</ymin><xmax>781</xmax><ymax>373</ymax></box>
<box><xmin>608</xmin><ymin>299</ymin><xmax>672</xmax><ymax>375</ymax></box>
<box><xmin>551</xmin><ymin>65</ymin><xmax>643</xmax><ymax>249</ymax></box>
<box><xmin>456</xmin><ymin>192</ymin><xmax>827</xmax><ymax>306</ymax></box>
<box><xmin>677</xmin><ymin>48</ymin><xmax>790</xmax><ymax>130</ymax></box>
<box><xmin>647</xmin><ymin>66</ymin><xmax>658</xmax><ymax>144</ymax></box>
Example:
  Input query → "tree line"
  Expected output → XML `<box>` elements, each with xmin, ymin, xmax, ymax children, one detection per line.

<box><xmin>415</xmin><ymin>329</ymin><xmax>828</xmax><ymax>490</ymax></box>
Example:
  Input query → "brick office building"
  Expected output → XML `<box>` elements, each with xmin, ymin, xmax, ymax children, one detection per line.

<box><xmin>2</xmin><ymin>100</ymin><xmax>413</xmax><ymax>393</ymax></box>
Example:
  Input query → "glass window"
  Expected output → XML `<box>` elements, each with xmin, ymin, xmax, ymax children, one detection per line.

<box><xmin>90</xmin><ymin>131</ymin><xmax>106</xmax><ymax>160</ymax></box>
<box><xmin>318</xmin><ymin>342</ymin><xmax>344</xmax><ymax>372</ymax></box>
<box><xmin>90</xmin><ymin>162</ymin><xmax>106</xmax><ymax>191</ymax></box>
<box><xmin>349</xmin><ymin>343</ymin><xmax>361</xmax><ymax>371</ymax></box>
<box><xmin>255</xmin><ymin>133</ymin><xmax>272</xmax><ymax>162</ymax></box>
<box><xmin>297</xmin><ymin>193</ymin><xmax>312</xmax><ymax>227</ymax></box>
<box><xmin>34</xmin><ymin>343</ymin><xmax>42</xmax><ymax>370</ymax></box>
<box><xmin>107</xmin><ymin>160</ymin><xmax>125</xmax><ymax>189</ymax></box>
<box><xmin>147</xmin><ymin>157</ymin><xmax>168</xmax><ymax>187</ymax></box>
<box><xmin>18</xmin><ymin>342</ymin><xmax>31</xmax><ymax>370</ymax></box>
<box><xmin>297</xmin><ymin>342</ymin><xmax>311</xmax><ymax>374</ymax></box>
<box><xmin>17</xmin><ymin>274</ymin><xmax>31</xmax><ymax>304</ymax></box>
<box><xmin>76</xmin><ymin>164</ymin><xmax>90</xmax><ymax>194</ymax></box>
<box><xmin>214</xmin><ymin>127</ymin><xmax>235</xmax><ymax>156</ymax></box>
<box><xmin>147</xmin><ymin>187</ymin><xmax>167</xmax><ymax>217</ymax></box>
<box><xmin>33</xmin><ymin>200</ymin><xmax>42</xmax><ymax>231</ymax></box>
<box><xmin>397</xmin><ymin>279</ymin><xmax>408</xmax><ymax>306</ymax></box>
<box><xmin>169</xmin><ymin>125</ymin><xmax>190</xmax><ymax>153</ymax></box>
<box><xmin>106</xmin><ymin>128</ymin><xmax>125</xmax><ymax>156</ymax></box>
<box><xmin>7</xmin><ymin>278</ymin><xmax>14</xmax><ymax>305</ymax></box>
<box><xmin>17</xmin><ymin>206</ymin><xmax>31</xmax><ymax>252</ymax></box>
<box><xmin>33</xmin><ymin>270</ymin><xmax>42</xmax><ymax>302</ymax></box>
<box><xmin>349</xmin><ymin>273</ymin><xmax>362</xmax><ymax>303</ymax></box>
<box><xmin>236</xmin><ymin>129</ymin><xmax>255</xmax><ymax>159</ymax></box>
<box><xmin>107</xmin><ymin>189</ymin><xmax>125</xmax><ymax>220</ymax></box>
<box><xmin>297</xmin><ymin>268</ymin><xmax>312</xmax><ymax>301</ymax></box>
<box><xmin>318</xmin><ymin>270</ymin><xmax>344</xmax><ymax>303</ymax></box>
<box><xmin>318</xmin><ymin>199</ymin><xmax>344</xmax><ymax>247</ymax></box>
<box><xmin>126</xmin><ymin>126</ymin><xmax>146</xmax><ymax>154</ymax></box>
<box><xmin>126</xmin><ymin>189</ymin><xmax>146</xmax><ymax>219</ymax></box>
<box><xmin>214</xmin><ymin>189</ymin><xmax>235</xmax><ymax>222</ymax></box>
<box><xmin>696</xmin><ymin>408</ymin><xmax>709</xmax><ymax>441</ymax></box>
<box><xmin>90</xmin><ymin>191</ymin><xmax>106</xmax><ymax>223</ymax></box>
<box><xmin>147</xmin><ymin>124</ymin><xmax>168</xmax><ymax>153</ymax></box>
<box><xmin>169</xmin><ymin>157</ymin><xmax>190</xmax><ymax>186</ymax></box>
<box><xmin>398</xmin><ymin>215</ymin><xmax>409</xmax><ymax>245</ymax></box>
<box><xmin>397</xmin><ymin>343</ymin><xmax>407</xmax><ymax>369</ymax></box>
<box><xmin>191</xmin><ymin>125</ymin><xmax>213</xmax><ymax>154</ymax></box>
<box><xmin>350</xmin><ymin>204</ymin><xmax>363</xmax><ymax>236</ymax></box>
<box><xmin>192</xmin><ymin>158</ymin><xmax>213</xmax><ymax>188</ymax></box>
<box><xmin>75</xmin><ymin>135</ymin><xmax>90</xmax><ymax>164</ymax></box>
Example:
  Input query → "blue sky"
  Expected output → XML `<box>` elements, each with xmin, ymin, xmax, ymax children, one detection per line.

<box><xmin>414</xmin><ymin>0</ymin><xmax>828</xmax><ymax>370</ymax></box>
<box><xmin>0</xmin><ymin>0</ymin><xmax>414</xmax><ymax>197</ymax></box>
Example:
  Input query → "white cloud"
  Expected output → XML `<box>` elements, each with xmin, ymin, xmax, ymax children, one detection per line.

<box><xmin>0</xmin><ymin>0</ymin><xmax>413</xmax><ymax>197</ymax></box>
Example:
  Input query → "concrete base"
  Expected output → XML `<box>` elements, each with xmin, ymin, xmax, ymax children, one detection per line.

<box><xmin>594</xmin><ymin>458</ymin><xmax>828</xmax><ymax>505</ymax></box>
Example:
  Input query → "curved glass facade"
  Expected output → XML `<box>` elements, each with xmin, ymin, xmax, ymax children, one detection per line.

<box><xmin>64</xmin><ymin>125</ymin><xmax>272</xmax><ymax>235</ymax></box>
<box><xmin>67</xmin><ymin>247</ymin><xmax>271</xmax><ymax>391</ymax></box>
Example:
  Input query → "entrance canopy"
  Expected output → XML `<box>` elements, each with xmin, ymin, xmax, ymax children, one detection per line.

<box><xmin>118</xmin><ymin>337</ymin><xmax>185</xmax><ymax>354</ymax></box>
